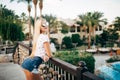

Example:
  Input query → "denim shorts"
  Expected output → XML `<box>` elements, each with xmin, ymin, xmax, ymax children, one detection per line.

<box><xmin>21</xmin><ymin>56</ymin><xmax>43</xmax><ymax>72</ymax></box>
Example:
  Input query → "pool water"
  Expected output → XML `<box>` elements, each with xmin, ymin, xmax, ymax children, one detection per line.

<box><xmin>96</xmin><ymin>62</ymin><xmax>120</xmax><ymax>80</ymax></box>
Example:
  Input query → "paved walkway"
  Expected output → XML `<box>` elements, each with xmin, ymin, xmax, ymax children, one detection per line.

<box><xmin>0</xmin><ymin>63</ymin><xmax>26</xmax><ymax>80</ymax></box>
<box><xmin>94</xmin><ymin>53</ymin><xmax>110</xmax><ymax>69</ymax></box>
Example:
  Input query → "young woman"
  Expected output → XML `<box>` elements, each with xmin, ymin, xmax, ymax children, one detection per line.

<box><xmin>22</xmin><ymin>19</ymin><xmax>52</xmax><ymax>80</ymax></box>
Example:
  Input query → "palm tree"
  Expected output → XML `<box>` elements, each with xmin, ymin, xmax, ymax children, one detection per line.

<box><xmin>77</xmin><ymin>12</ymin><xmax>107</xmax><ymax>49</ymax></box>
<box><xmin>43</xmin><ymin>14</ymin><xmax>58</xmax><ymax>38</ymax></box>
<box><xmin>0</xmin><ymin>4</ymin><xmax>24</xmax><ymax>42</ymax></box>
<box><xmin>10</xmin><ymin>0</ymin><xmax>32</xmax><ymax>47</ymax></box>
<box><xmin>114</xmin><ymin>17</ymin><xmax>120</xmax><ymax>31</ymax></box>
<box><xmin>77</xmin><ymin>14</ymin><xmax>88</xmax><ymax>38</ymax></box>
<box><xmin>0</xmin><ymin>4</ymin><xmax>5</xmax><ymax>18</ymax></box>
<box><xmin>39</xmin><ymin>0</ymin><xmax>43</xmax><ymax>19</ymax></box>
<box><xmin>114</xmin><ymin>17</ymin><xmax>120</xmax><ymax>46</ymax></box>
<box><xmin>0</xmin><ymin>4</ymin><xmax>6</xmax><ymax>35</ymax></box>
<box><xmin>86</xmin><ymin>12</ymin><xmax>94</xmax><ymax>49</ymax></box>
<box><xmin>77</xmin><ymin>12</ymin><xmax>93</xmax><ymax>49</ymax></box>
<box><xmin>28</xmin><ymin>3</ymin><xmax>32</xmax><ymax>47</ymax></box>
<box><xmin>86</xmin><ymin>12</ymin><xmax>107</xmax><ymax>48</ymax></box>
<box><xmin>43</xmin><ymin>14</ymin><xmax>57</xmax><ymax>29</ymax></box>
<box><xmin>20</xmin><ymin>12</ymin><xmax>27</xmax><ymax>22</ymax></box>
<box><xmin>32</xmin><ymin>0</ymin><xmax>38</xmax><ymax>28</ymax></box>
<box><xmin>92</xmin><ymin>11</ymin><xmax>107</xmax><ymax>44</ymax></box>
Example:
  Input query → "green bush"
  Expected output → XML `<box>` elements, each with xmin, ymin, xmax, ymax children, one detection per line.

<box><xmin>79</xmin><ymin>53</ymin><xmax>95</xmax><ymax>73</ymax></box>
<box><xmin>62</xmin><ymin>36</ymin><xmax>73</xmax><ymax>49</ymax></box>
<box><xmin>105</xmin><ymin>42</ymin><xmax>114</xmax><ymax>47</ymax></box>
<box><xmin>55</xmin><ymin>51</ymin><xmax>95</xmax><ymax>73</ymax></box>
<box><xmin>72</xmin><ymin>34</ymin><xmax>80</xmax><ymax>43</ymax></box>
<box><xmin>0</xmin><ymin>5</ymin><xmax>25</xmax><ymax>42</ymax></box>
<box><xmin>106</xmin><ymin>56</ymin><xmax>120</xmax><ymax>63</ymax></box>
<box><xmin>71</xmin><ymin>34</ymin><xmax>83</xmax><ymax>46</ymax></box>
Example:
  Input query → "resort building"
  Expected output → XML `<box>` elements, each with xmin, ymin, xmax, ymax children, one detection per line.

<box><xmin>22</xmin><ymin>18</ymin><xmax>107</xmax><ymax>45</ymax></box>
<box><xmin>50</xmin><ymin>18</ymin><xmax>106</xmax><ymax>45</ymax></box>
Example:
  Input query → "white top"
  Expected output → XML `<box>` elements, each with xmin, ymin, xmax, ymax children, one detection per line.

<box><xmin>34</xmin><ymin>34</ymin><xmax>49</xmax><ymax>59</ymax></box>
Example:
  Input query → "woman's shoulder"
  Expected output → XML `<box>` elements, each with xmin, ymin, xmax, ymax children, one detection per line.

<box><xmin>38</xmin><ymin>34</ymin><xmax>49</xmax><ymax>42</ymax></box>
<box><xmin>39</xmin><ymin>34</ymin><xmax>49</xmax><ymax>39</ymax></box>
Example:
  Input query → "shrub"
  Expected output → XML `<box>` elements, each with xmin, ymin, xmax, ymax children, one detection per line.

<box><xmin>79</xmin><ymin>53</ymin><xmax>95</xmax><ymax>73</ymax></box>
<box><xmin>50</xmin><ymin>38</ymin><xmax>58</xmax><ymax>45</ymax></box>
<box><xmin>55</xmin><ymin>51</ymin><xmax>95</xmax><ymax>73</ymax></box>
<box><xmin>62</xmin><ymin>36</ymin><xmax>73</xmax><ymax>49</ymax></box>
<box><xmin>106</xmin><ymin>56</ymin><xmax>120</xmax><ymax>63</ymax></box>
<box><xmin>72</xmin><ymin>34</ymin><xmax>80</xmax><ymax>43</ymax></box>
<box><xmin>71</xmin><ymin>34</ymin><xmax>83</xmax><ymax>46</ymax></box>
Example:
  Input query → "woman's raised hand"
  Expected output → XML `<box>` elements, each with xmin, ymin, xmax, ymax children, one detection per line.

<box><xmin>43</xmin><ymin>55</ymin><xmax>49</xmax><ymax>62</ymax></box>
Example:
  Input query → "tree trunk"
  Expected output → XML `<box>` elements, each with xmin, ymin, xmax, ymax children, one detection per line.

<box><xmin>88</xmin><ymin>35</ymin><xmax>91</xmax><ymax>49</ymax></box>
<box><xmin>34</xmin><ymin>5</ymin><xmax>37</xmax><ymax>28</ymax></box>
<box><xmin>33</xmin><ymin>4</ymin><xmax>37</xmax><ymax>40</ymax></box>
<box><xmin>28</xmin><ymin>5</ymin><xmax>31</xmax><ymax>48</ymax></box>
<box><xmin>83</xmin><ymin>25</ymin><xmax>87</xmax><ymax>38</ymax></box>
<box><xmin>39</xmin><ymin>0</ymin><xmax>43</xmax><ymax>19</ymax></box>
<box><xmin>93</xmin><ymin>26</ymin><xmax>96</xmax><ymax>44</ymax></box>
<box><xmin>33</xmin><ymin>0</ymin><xmax>38</xmax><ymax>27</ymax></box>
<box><xmin>88</xmin><ymin>26</ymin><xmax>91</xmax><ymax>49</ymax></box>
<box><xmin>29</xmin><ymin>12</ymin><xmax>31</xmax><ymax>46</ymax></box>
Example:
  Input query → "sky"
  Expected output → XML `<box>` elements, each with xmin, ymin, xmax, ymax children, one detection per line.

<box><xmin>0</xmin><ymin>0</ymin><xmax>120</xmax><ymax>24</ymax></box>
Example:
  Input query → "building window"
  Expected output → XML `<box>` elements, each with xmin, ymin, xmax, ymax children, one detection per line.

<box><xmin>70</xmin><ymin>25</ymin><xmax>75</xmax><ymax>32</ymax></box>
<box><xmin>96</xmin><ymin>27</ymin><xmax>98</xmax><ymax>31</ymax></box>
<box><xmin>99</xmin><ymin>26</ymin><xmax>102</xmax><ymax>31</ymax></box>
<box><xmin>77</xmin><ymin>26</ymin><xmax>80</xmax><ymax>32</ymax></box>
<box><xmin>82</xmin><ymin>29</ymin><xmax>85</xmax><ymax>32</ymax></box>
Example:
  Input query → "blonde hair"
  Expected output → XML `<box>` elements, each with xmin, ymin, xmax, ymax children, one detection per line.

<box><xmin>33</xmin><ymin>19</ymin><xmax>48</xmax><ymax>45</ymax></box>
<box><xmin>32</xmin><ymin>20</ymin><xmax>41</xmax><ymax>45</ymax></box>
<box><xmin>31</xmin><ymin>19</ymin><xmax>49</xmax><ymax>56</ymax></box>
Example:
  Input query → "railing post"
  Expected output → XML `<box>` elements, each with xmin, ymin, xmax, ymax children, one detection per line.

<box><xmin>76</xmin><ymin>61</ymin><xmax>88</xmax><ymax>80</ymax></box>
<box><xmin>29</xmin><ymin>44</ymin><xmax>32</xmax><ymax>55</ymax></box>
<box><xmin>76</xmin><ymin>67</ymin><xmax>82</xmax><ymax>80</ymax></box>
<box><xmin>28</xmin><ymin>38</ymin><xmax>32</xmax><ymax>55</ymax></box>
<box><xmin>5</xmin><ymin>47</ymin><xmax>7</xmax><ymax>54</ymax></box>
<box><xmin>29</xmin><ymin>49</ymin><xmax>32</xmax><ymax>55</ymax></box>
<box><xmin>18</xmin><ymin>45</ymin><xmax>20</xmax><ymax>64</ymax></box>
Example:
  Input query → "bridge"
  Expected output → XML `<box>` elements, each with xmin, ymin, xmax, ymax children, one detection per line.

<box><xmin>0</xmin><ymin>42</ymin><xmax>103</xmax><ymax>80</ymax></box>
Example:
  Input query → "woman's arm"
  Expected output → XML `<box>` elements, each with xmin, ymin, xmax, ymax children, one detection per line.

<box><xmin>44</xmin><ymin>42</ymin><xmax>52</xmax><ymax>58</ymax></box>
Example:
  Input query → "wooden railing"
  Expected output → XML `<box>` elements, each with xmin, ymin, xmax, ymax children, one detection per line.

<box><xmin>13</xmin><ymin>42</ymin><xmax>103</xmax><ymax>80</ymax></box>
